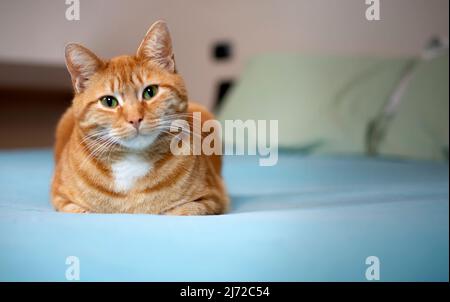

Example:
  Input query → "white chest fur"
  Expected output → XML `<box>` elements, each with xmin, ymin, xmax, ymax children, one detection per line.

<box><xmin>111</xmin><ymin>154</ymin><xmax>152</xmax><ymax>192</ymax></box>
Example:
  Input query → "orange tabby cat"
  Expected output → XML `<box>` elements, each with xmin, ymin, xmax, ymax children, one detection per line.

<box><xmin>51</xmin><ymin>21</ymin><xmax>228</xmax><ymax>215</ymax></box>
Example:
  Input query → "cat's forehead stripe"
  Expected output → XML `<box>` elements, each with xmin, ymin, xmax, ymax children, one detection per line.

<box><xmin>113</xmin><ymin>77</ymin><xmax>120</xmax><ymax>92</ymax></box>
<box><xmin>131</xmin><ymin>73</ymin><xmax>141</xmax><ymax>86</ymax></box>
<box><xmin>108</xmin><ymin>68</ymin><xmax>146</xmax><ymax>93</ymax></box>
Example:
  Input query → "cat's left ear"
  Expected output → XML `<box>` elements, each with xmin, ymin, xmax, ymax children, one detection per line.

<box><xmin>137</xmin><ymin>20</ymin><xmax>176</xmax><ymax>73</ymax></box>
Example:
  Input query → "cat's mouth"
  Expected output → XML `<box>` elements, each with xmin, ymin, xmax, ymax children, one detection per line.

<box><xmin>118</xmin><ymin>130</ymin><xmax>161</xmax><ymax>150</ymax></box>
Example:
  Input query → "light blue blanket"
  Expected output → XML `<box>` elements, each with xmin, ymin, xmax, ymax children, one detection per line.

<box><xmin>0</xmin><ymin>150</ymin><xmax>448</xmax><ymax>281</ymax></box>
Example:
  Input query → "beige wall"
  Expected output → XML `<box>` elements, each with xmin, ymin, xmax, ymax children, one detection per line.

<box><xmin>0</xmin><ymin>0</ymin><xmax>448</xmax><ymax>109</ymax></box>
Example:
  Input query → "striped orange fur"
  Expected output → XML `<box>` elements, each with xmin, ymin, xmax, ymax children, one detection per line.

<box><xmin>51</xmin><ymin>21</ymin><xmax>229</xmax><ymax>215</ymax></box>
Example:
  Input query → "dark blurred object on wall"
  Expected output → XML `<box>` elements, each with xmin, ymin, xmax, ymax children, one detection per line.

<box><xmin>0</xmin><ymin>62</ymin><xmax>72</xmax><ymax>149</ymax></box>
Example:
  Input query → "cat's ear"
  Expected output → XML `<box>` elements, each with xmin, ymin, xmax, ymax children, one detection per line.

<box><xmin>137</xmin><ymin>20</ymin><xmax>176</xmax><ymax>73</ymax></box>
<box><xmin>65</xmin><ymin>43</ymin><xmax>104</xmax><ymax>93</ymax></box>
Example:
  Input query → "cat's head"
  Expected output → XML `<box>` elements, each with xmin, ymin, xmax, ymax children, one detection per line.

<box><xmin>65</xmin><ymin>20</ymin><xmax>188</xmax><ymax>150</ymax></box>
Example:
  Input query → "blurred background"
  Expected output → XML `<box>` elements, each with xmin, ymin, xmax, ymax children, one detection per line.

<box><xmin>0</xmin><ymin>0</ymin><xmax>448</xmax><ymax>160</ymax></box>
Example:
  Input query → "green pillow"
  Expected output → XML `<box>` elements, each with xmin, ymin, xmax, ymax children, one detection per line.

<box><xmin>218</xmin><ymin>54</ymin><xmax>411</xmax><ymax>155</ymax></box>
<box><xmin>378</xmin><ymin>54</ymin><xmax>449</xmax><ymax>161</ymax></box>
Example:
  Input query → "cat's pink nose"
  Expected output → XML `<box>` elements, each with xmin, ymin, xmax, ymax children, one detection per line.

<box><xmin>129</xmin><ymin>118</ymin><xmax>143</xmax><ymax>130</ymax></box>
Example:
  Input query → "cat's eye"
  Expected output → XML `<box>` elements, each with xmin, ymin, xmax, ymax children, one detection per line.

<box><xmin>142</xmin><ymin>85</ymin><xmax>158</xmax><ymax>100</ymax></box>
<box><xmin>100</xmin><ymin>96</ymin><xmax>119</xmax><ymax>108</ymax></box>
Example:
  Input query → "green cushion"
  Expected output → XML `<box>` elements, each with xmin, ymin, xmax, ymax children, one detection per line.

<box><xmin>378</xmin><ymin>54</ymin><xmax>449</xmax><ymax>161</ymax></box>
<box><xmin>218</xmin><ymin>54</ymin><xmax>411</xmax><ymax>155</ymax></box>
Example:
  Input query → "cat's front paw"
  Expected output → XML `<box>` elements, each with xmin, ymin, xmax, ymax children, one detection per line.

<box><xmin>60</xmin><ymin>203</ymin><xmax>90</xmax><ymax>214</ymax></box>
<box><xmin>163</xmin><ymin>199</ymin><xmax>225</xmax><ymax>216</ymax></box>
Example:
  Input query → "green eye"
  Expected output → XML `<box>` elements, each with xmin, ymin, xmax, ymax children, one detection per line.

<box><xmin>100</xmin><ymin>96</ymin><xmax>119</xmax><ymax>108</ymax></box>
<box><xmin>142</xmin><ymin>85</ymin><xmax>158</xmax><ymax>100</ymax></box>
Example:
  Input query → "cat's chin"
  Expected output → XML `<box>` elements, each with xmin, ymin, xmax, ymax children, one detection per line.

<box><xmin>118</xmin><ymin>132</ymin><xmax>160</xmax><ymax>150</ymax></box>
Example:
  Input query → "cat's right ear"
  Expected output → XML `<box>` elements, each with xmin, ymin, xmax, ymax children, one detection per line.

<box><xmin>65</xmin><ymin>43</ymin><xmax>104</xmax><ymax>93</ymax></box>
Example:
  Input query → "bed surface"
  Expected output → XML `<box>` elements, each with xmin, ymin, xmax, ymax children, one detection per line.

<box><xmin>0</xmin><ymin>150</ymin><xmax>448</xmax><ymax>281</ymax></box>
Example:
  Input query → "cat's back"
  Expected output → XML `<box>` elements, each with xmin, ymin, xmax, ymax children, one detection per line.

<box><xmin>187</xmin><ymin>102</ymin><xmax>222</xmax><ymax>174</ymax></box>
<box><xmin>54</xmin><ymin>106</ymin><xmax>75</xmax><ymax>163</ymax></box>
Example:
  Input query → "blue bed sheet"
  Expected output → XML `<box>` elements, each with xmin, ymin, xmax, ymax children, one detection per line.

<box><xmin>0</xmin><ymin>149</ymin><xmax>448</xmax><ymax>281</ymax></box>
